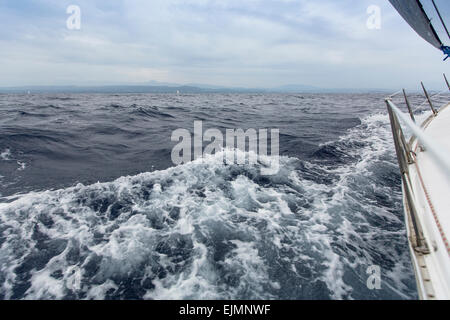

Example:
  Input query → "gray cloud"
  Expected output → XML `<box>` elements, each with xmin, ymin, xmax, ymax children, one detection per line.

<box><xmin>0</xmin><ymin>0</ymin><xmax>449</xmax><ymax>90</ymax></box>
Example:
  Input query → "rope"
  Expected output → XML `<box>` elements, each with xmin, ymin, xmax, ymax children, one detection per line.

<box><xmin>413</xmin><ymin>152</ymin><xmax>450</xmax><ymax>255</ymax></box>
<box><xmin>431</xmin><ymin>0</ymin><xmax>450</xmax><ymax>40</ymax></box>
<box><xmin>386</xmin><ymin>90</ymin><xmax>403</xmax><ymax>100</ymax></box>
<box><xmin>412</xmin><ymin>90</ymin><xmax>449</xmax><ymax>113</ymax></box>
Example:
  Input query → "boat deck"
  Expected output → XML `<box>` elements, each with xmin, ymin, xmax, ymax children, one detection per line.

<box><xmin>407</xmin><ymin>103</ymin><xmax>450</xmax><ymax>299</ymax></box>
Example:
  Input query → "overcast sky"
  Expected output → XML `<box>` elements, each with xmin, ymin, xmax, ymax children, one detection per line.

<box><xmin>0</xmin><ymin>0</ymin><xmax>449</xmax><ymax>90</ymax></box>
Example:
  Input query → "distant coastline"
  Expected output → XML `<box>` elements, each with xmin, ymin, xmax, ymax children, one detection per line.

<box><xmin>0</xmin><ymin>84</ymin><xmax>394</xmax><ymax>94</ymax></box>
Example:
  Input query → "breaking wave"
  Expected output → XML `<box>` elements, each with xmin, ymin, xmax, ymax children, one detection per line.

<box><xmin>0</xmin><ymin>111</ymin><xmax>417</xmax><ymax>300</ymax></box>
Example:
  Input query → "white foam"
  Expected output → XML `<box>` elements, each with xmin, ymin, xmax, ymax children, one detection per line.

<box><xmin>0</xmin><ymin>116</ymin><xmax>416</xmax><ymax>300</ymax></box>
<box><xmin>1</xmin><ymin>149</ymin><xmax>11</xmax><ymax>160</ymax></box>
<box><xmin>17</xmin><ymin>161</ymin><xmax>26</xmax><ymax>171</ymax></box>
<box><xmin>0</xmin><ymin>148</ymin><xmax>27</xmax><ymax>171</ymax></box>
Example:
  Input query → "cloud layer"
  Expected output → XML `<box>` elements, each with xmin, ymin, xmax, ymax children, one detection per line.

<box><xmin>0</xmin><ymin>0</ymin><xmax>449</xmax><ymax>90</ymax></box>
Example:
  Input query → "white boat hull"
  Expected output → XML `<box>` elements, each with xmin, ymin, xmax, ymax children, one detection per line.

<box><xmin>402</xmin><ymin>103</ymin><xmax>450</xmax><ymax>300</ymax></box>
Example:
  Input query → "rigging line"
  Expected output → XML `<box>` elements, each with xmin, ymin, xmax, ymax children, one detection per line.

<box><xmin>413</xmin><ymin>98</ymin><xmax>434</xmax><ymax>113</ymax></box>
<box><xmin>431</xmin><ymin>0</ymin><xmax>450</xmax><ymax>40</ymax></box>
<box><xmin>431</xmin><ymin>89</ymin><xmax>449</xmax><ymax>98</ymax></box>
<box><xmin>411</xmin><ymin>151</ymin><xmax>450</xmax><ymax>255</ymax></box>
<box><xmin>411</xmin><ymin>90</ymin><xmax>449</xmax><ymax>113</ymax></box>
<box><xmin>386</xmin><ymin>90</ymin><xmax>403</xmax><ymax>100</ymax></box>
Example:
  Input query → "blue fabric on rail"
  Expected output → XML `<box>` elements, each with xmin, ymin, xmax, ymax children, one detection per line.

<box><xmin>441</xmin><ymin>46</ymin><xmax>450</xmax><ymax>61</ymax></box>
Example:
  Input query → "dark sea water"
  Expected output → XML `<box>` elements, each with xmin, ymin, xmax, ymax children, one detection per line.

<box><xmin>0</xmin><ymin>92</ymin><xmax>448</xmax><ymax>300</ymax></box>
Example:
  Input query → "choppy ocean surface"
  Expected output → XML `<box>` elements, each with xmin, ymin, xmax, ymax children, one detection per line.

<box><xmin>1</xmin><ymin>92</ymin><xmax>448</xmax><ymax>300</ymax></box>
